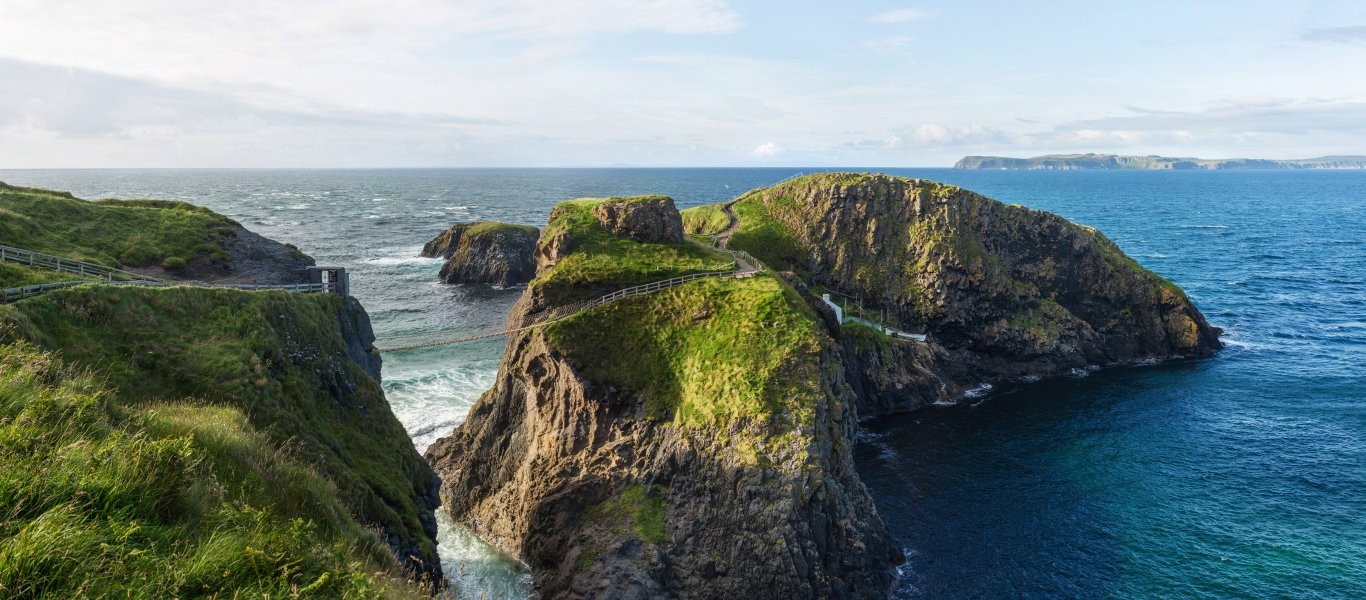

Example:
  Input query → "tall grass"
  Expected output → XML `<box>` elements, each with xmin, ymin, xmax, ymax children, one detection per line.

<box><xmin>0</xmin><ymin>341</ymin><xmax>424</xmax><ymax>598</ymax></box>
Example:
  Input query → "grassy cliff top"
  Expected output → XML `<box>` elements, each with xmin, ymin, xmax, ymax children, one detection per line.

<box><xmin>691</xmin><ymin>172</ymin><xmax>1202</xmax><ymax>350</ymax></box>
<box><xmin>464</xmin><ymin>221</ymin><xmax>538</xmax><ymax>237</ymax></box>
<box><xmin>534</xmin><ymin>196</ymin><xmax>827</xmax><ymax>429</ymax></box>
<box><xmin>0</xmin><ymin>182</ymin><xmax>237</xmax><ymax>269</ymax></box>
<box><xmin>0</xmin><ymin>339</ymin><xmax>425</xmax><ymax>598</ymax></box>
<box><xmin>0</xmin><ymin>286</ymin><xmax>438</xmax><ymax>590</ymax></box>
<box><xmin>534</xmin><ymin>196</ymin><xmax>734</xmax><ymax>305</ymax></box>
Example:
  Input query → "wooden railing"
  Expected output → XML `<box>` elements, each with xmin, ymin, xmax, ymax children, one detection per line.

<box><xmin>0</xmin><ymin>244</ymin><xmax>155</xmax><ymax>282</ymax></box>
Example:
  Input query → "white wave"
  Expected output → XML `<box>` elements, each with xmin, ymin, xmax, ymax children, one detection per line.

<box><xmin>372</xmin><ymin>197</ymin><xmax>390</xmax><ymax>202</ymax></box>
<box><xmin>443</xmin><ymin>206</ymin><xmax>470</xmax><ymax>210</ymax></box>
<box><xmin>367</xmin><ymin>255</ymin><xmax>442</xmax><ymax>266</ymax></box>
<box><xmin>963</xmin><ymin>383</ymin><xmax>994</xmax><ymax>399</ymax></box>
<box><xmin>1069</xmin><ymin>365</ymin><xmax>1100</xmax><ymax>378</ymax></box>
<box><xmin>435</xmin><ymin>512</ymin><xmax>532</xmax><ymax>599</ymax></box>
<box><xmin>284</xmin><ymin>203</ymin><xmax>310</xmax><ymax>210</ymax></box>
<box><xmin>1179</xmin><ymin>224</ymin><xmax>1230</xmax><ymax>229</ymax></box>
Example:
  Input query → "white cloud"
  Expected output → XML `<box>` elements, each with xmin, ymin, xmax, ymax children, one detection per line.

<box><xmin>869</xmin><ymin>9</ymin><xmax>925</xmax><ymax>24</ymax></box>
<box><xmin>860</xmin><ymin>36</ymin><xmax>913</xmax><ymax>52</ymax></box>
<box><xmin>751</xmin><ymin>142</ymin><xmax>782</xmax><ymax>157</ymax></box>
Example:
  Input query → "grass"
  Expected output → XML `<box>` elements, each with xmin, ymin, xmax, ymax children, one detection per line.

<box><xmin>0</xmin><ymin>286</ymin><xmax>439</xmax><ymax>585</ymax></box>
<box><xmin>533</xmin><ymin>197</ymin><xmax>734</xmax><ymax>305</ymax></box>
<box><xmin>679</xmin><ymin>203</ymin><xmax>730</xmax><ymax>236</ymax></box>
<box><xmin>724</xmin><ymin>191</ymin><xmax>810</xmax><ymax>272</ymax></box>
<box><xmin>0</xmin><ymin>262</ymin><xmax>97</xmax><ymax>289</ymax></box>
<box><xmin>0</xmin><ymin>340</ymin><xmax>425</xmax><ymax>598</ymax></box>
<box><xmin>463</xmin><ymin>221</ymin><xmax>538</xmax><ymax>237</ymax></box>
<box><xmin>0</xmin><ymin>182</ymin><xmax>237</xmax><ymax>269</ymax></box>
<box><xmin>581</xmin><ymin>484</ymin><xmax>668</xmax><ymax>545</ymax></box>
<box><xmin>545</xmin><ymin>276</ymin><xmax>822</xmax><ymax>427</ymax></box>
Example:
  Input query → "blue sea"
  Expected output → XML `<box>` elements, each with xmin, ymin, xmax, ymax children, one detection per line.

<box><xmin>1</xmin><ymin>168</ymin><xmax>1361</xmax><ymax>599</ymax></box>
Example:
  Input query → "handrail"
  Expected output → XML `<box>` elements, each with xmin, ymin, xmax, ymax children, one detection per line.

<box><xmin>0</xmin><ymin>244</ymin><xmax>158</xmax><ymax>282</ymax></box>
<box><xmin>1</xmin><ymin>278</ymin><xmax>335</xmax><ymax>304</ymax></box>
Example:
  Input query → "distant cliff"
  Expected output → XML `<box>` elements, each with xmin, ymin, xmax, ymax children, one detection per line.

<box><xmin>955</xmin><ymin>153</ymin><xmax>1366</xmax><ymax>170</ymax></box>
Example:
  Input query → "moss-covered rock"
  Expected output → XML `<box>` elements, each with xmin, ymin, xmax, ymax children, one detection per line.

<box><xmin>421</xmin><ymin>221</ymin><xmax>539</xmax><ymax>287</ymax></box>
<box><xmin>426</xmin><ymin>197</ymin><xmax>901</xmax><ymax>598</ymax></box>
<box><xmin>707</xmin><ymin>172</ymin><xmax>1221</xmax><ymax>412</ymax></box>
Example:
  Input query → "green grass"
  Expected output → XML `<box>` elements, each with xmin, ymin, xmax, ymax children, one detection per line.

<box><xmin>545</xmin><ymin>276</ymin><xmax>822</xmax><ymax>426</ymax></box>
<box><xmin>0</xmin><ymin>286</ymin><xmax>439</xmax><ymax>584</ymax></box>
<box><xmin>0</xmin><ymin>340</ymin><xmax>424</xmax><ymax>598</ymax></box>
<box><xmin>0</xmin><ymin>263</ymin><xmax>96</xmax><ymax>289</ymax></box>
<box><xmin>679</xmin><ymin>203</ymin><xmax>730</xmax><ymax>236</ymax></box>
<box><xmin>534</xmin><ymin>197</ymin><xmax>734</xmax><ymax>305</ymax></box>
<box><xmin>0</xmin><ymin>183</ymin><xmax>236</xmax><ymax>268</ymax></box>
<box><xmin>463</xmin><ymin>221</ymin><xmax>538</xmax><ymax>237</ymax></box>
<box><xmin>724</xmin><ymin>191</ymin><xmax>810</xmax><ymax>271</ymax></box>
<box><xmin>581</xmin><ymin>485</ymin><xmax>668</xmax><ymax>545</ymax></box>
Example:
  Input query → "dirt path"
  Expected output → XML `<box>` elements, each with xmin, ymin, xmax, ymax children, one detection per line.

<box><xmin>716</xmin><ymin>201</ymin><xmax>741</xmax><ymax>249</ymax></box>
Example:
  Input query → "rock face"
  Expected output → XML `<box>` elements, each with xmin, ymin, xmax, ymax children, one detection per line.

<box><xmin>426</xmin><ymin>198</ymin><xmax>901</xmax><ymax>598</ymax></box>
<box><xmin>591</xmin><ymin>195</ymin><xmax>684</xmax><ymax>243</ymax></box>
<box><xmin>422</xmin><ymin>221</ymin><xmax>539</xmax><ymax>287</ymax></box>
<box><xmin>711</xmin><ymin>172</ymin><xmax>1222</xmax><ymax>414</ymax></box>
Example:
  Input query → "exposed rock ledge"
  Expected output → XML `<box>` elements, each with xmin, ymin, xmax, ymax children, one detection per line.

<box><xmin>422</xmin><ymin>221</ymin><xmax>539</xmax><ymax>287</ymax></box>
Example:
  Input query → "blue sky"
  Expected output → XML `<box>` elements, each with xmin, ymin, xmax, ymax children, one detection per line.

<box><xmin>1</xmin><ymin>0</ymin><xmax>1364</xmax><ymax>167</ymax></box>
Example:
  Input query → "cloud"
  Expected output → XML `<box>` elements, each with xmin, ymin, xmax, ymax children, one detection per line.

<box><xmin>751</xmin><ymin>142</ymin><xmax>781</xmax><ymax>157</ymax></box>
<box><xmin>1302</xmin><ymin>25</ymin><xmax>1366</xmax><ymax>44</ymax></box>
<box><xmin>860</xmin><ymin>36</ymin><xmax>913</xmax><ymax>52</ymax></box>
<box><xmin>869</xmin><ymin>9</ymin><xmax>926</xmax><ymax>24</ymax></box>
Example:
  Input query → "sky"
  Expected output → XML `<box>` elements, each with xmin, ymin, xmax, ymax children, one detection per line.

<box><xmin>2</xmin><ymin>0</ymin><xmax>1365</xmax><ymax>168</ymax></box>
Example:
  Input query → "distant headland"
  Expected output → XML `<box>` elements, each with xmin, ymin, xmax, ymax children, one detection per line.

<box><xmin>954</xmin><ymin>153</ymin><xmax>1366</xmax><ymax>170</ymax></box>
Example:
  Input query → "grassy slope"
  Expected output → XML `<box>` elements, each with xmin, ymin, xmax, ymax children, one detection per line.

<box><xmin>536</xmin><ymin>197</ymin><xmax>824</xmax><ymax>428</ymax></box>
<box><xmin>534</xmin><ymin>197</ymin><xmax>734</xmax><ymax>305</ymax></box>
<box><xmin>0</xmin><ymin>286</ymin><xmax>436</xmax><ymax>593</ymax></box>
<box><xmin>0</xmin><ymin>182</ymin><xmax>236</xmax><ymax>269</ymax></box>
<box><xmin>0</xmin><ymin>341</ymin><xmax>422</xmax><ymax>598</ymax></box>
<box><xmin>678</xmin><ymin>203</ymin><xmax>730</xmax><ymax>236</ymax></box>
<box><xmin>0</xmin><ymin>262</ymin><xmax>95</xmax><ymax>289</ymax></box>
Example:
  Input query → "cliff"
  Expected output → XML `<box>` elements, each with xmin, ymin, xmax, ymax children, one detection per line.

<box><xmin>0</xmin><ymin>184</ymin><xmax>442</xmax><ymax>593</ymax></box>
<box><xmin>0</xmin><ymin>181</ymin><xmax>314</xmax><ymax>283</ymax></box>
<box><xmin>954</xmin><ymin>153</ymin><xmax>1366</xmax><ymax>170</ymax></box>
<box><xmin>684</xmin><ymin>173</ymin><xmax>1221</xmax><ymax>414</ymax></box>
<box><xmin>421</xmin><ymin>221</ymin><xmax>539</xmax><ymax>287</ymax></box>
<box><xmin>426</xmin><ymin>196</ymin><xmax>902</xmax><ymax>598</ymax></box>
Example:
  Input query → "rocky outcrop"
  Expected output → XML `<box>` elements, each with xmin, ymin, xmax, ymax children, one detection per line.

<box><xmin>591</xmin><ymin>195</ymin><xmax>684</xmax><ymax>243</ymax></box>
<box><xmin>426</xmin><ymin>197</ymin><xmax>901</xmax><ymax>598</ymax></box>
<box><xmin>422</xmin><ymin>221</ymin><xmax>539</xmax><ymax>287</ymax></box>
<box><xmin>718</xmin><ymin>173</ymin><xmax>1221</xmax><ymax>414</ymax></box>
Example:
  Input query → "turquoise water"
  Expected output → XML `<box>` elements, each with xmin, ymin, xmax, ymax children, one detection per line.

<box><xmin>2</xmin><ymin>168</ymin><xmax>1361</xmax><ymax>598</ymax></box>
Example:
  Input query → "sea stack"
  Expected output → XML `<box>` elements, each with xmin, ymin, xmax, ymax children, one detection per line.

<box><xmin>421</xmin><ymin>221</ymin><xmax>539</xmax><ymax>287</ymax></box>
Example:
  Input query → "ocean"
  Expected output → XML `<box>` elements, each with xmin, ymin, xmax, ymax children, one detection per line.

<box><xmin>2</xmin><ymin>168</ymin><xmax>1361</xmax><ymax>599</ymax></box>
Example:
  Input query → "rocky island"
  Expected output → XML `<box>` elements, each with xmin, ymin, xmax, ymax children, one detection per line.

<box><xmin>0</xmin><ymin>182</ymin><xmax>442</xmax><ymax>596</ymax></box>
<box><xmin>422</xmin><ymin>221</ymin><xmax>539</xmax><ymax>287</ymax></box>
<box><xmin>426</xmin><ymin>173</ymin><xmax>1220</xmax><ymax>597</ymax></box>
<box><xmin>955</xmin><ymin>153</ymin><xmax>1366</xmax><ymax>170</ymax></box>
